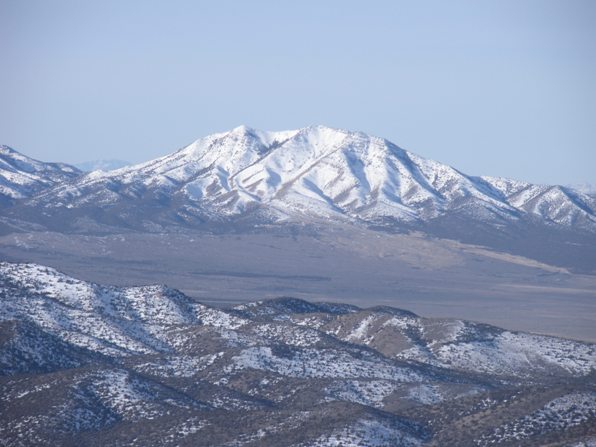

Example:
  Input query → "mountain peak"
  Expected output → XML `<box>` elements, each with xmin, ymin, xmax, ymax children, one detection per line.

<box><xmin>229</xmin><ymin>124</ymin><xmax>255</xmax><ymax>135</ymax></box>
<box><xmin>222</xmin><ymin>124</ymin><xmax>356</xmax><ymax>147</ymax></box>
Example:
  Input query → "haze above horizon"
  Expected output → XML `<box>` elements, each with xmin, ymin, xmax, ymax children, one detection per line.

<box><xmin>1</xmin><ymin>0</ymin><xmax>594</xmax><ymax>185</ymax></box>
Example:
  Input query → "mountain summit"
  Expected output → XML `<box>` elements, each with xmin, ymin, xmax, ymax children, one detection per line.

<box><xmin>12</xmin><ymin>125</ymin><xmax>595</xmax><ymax>232</ymax></box>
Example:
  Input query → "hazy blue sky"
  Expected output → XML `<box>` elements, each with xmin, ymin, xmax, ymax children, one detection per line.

<box><xmin>1</xmin><ymin>0</ymin><xmax>594</xmax><ymax>185</ymax></box>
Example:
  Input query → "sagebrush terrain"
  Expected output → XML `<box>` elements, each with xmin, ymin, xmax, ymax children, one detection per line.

<box><xmin>1</xmin><ymin>263</ymin><xmax>594</xmax><ymax>446</ymax></box>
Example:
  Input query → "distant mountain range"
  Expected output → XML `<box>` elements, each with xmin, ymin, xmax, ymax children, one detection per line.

<box><xmin>568</xmin><ymin>182</ymin><xmax>596</xmax><ymax>197</ymax></box>
<box><xmin>1</xmin><ymin>261</ymin><xmax>594</xmax><ymax>446</ymax></box>
<box><xmin>75</xmin><ymin>159</ymin><xmax>130</xmax><ymax>172</ymax></box>
<box><xmin>1</xmin><ymin>126</ymin><xmax>595</xmax><ymax>277</ymax></box>
<box><xmin>1</xmin><ymin>126</ymin><xmax>595</xmax><ymax>231</ymax></box>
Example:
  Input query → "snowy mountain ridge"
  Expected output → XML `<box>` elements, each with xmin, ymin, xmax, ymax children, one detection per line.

<box><xmin>11</xmin><ymin>125</ymin><xmax>595</xmax><ymax>231</ymax></box>
<box><xmin>0</xmin><ymin>145</ymin><xmax>80</xmax><ymax>203</ymax></box>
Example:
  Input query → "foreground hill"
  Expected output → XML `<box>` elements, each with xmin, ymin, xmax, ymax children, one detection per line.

<box><xmin>1</xmin><ymin>262</ymin><xmax>594</xmax><ymax>446</ymax></box>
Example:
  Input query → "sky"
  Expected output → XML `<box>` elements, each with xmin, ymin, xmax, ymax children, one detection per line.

<box><xmin>1</xmin><ymin>0</ymin><xmax>595</xmax><ymax>185</ymax></box>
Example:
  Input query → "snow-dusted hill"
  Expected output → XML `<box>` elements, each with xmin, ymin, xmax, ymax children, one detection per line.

<box><xmin>1</xmin><ymin>262</ymin><xmax>595</xmax><ymax>446</ymax></box>
<box><xmin>11</xmin><ymin>125</ymin><xmax>596</xmax><ymax>231</ymax></box>
<box><xmin>0</xmin><ymin>145</ymin><xmax>81</xmax><ymax>204</ymax></box>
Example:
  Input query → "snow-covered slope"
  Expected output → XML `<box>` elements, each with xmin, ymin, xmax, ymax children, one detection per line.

<box><xmin>0</xmin><ymin>262</ymin><xmax>203</xmax><ymax>356</ymax></box>
<box><xmin>19</xmin><ymin>126</ymin><xmax>596</xmax><ymax>230</ymax></box>
<box><xmin>1</xmin><ymin>262</ymin><xmax>595</xmax><ymax>446</ymax></box>
<box><xmin>0</xmin><ymin>145</ymin><xmax>81</xmax><ymax>203</ymax></box>
<box><xmin>480</xmin><ymin>176</ymin><xmax>596</xmax><ymax>227</ymax></box>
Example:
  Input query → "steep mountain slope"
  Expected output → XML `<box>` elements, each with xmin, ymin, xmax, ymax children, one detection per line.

<box><xmin>0</xmin><ymin>145</ymin><xmax>81</xmax><ymax>205</ymax></box>
<box><xmin>10</xmin><ymin>125</ymin><xmax>596</xmax><ymax>232</ymax></box>
<box><xmin>1</xmin><ymin>262</ymin><xmax>595</xmax><ymax>446</ymax></box>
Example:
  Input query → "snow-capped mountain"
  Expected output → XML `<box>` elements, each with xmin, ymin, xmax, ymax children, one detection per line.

<box><xmin>14</xmin><ymin>125</ymin><xmax>596</xmax><ymax>231</ymax></box>
<box><xmin>75</xmin><ymin>159</ymin><xmax>130</xmax><ymax>172</ymax></box>
<box><xmin>0</xmin><ymin>145</ymin><xmax>81</xmax><ymax>204</ymax></box>
<box><xmin>1</xmin><ymin>262</ymin><xmax>595</xmax><ymax>446</ymax></box>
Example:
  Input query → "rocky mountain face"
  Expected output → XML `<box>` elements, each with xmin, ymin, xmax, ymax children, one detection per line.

<box><xmin>0</xmin><ymin>145</ymin><xmax>81</xmax><ymax>205</ymax></box>
<box><xmin>2</xmin><ymin>126</ymin><xmax>595</xmax><ymax>232</ymax></box>
<box><xmin>1</xmin><ymin>262</ymin><xmax>594</xmax><ymax>446</ymax></box>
